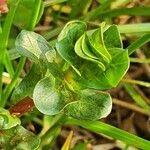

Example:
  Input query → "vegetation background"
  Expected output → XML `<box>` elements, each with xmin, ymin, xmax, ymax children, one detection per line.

<box><xmin>0</xmin><ymin>0</ymin><xmax>150</xmax><ymax>149</ymax></box>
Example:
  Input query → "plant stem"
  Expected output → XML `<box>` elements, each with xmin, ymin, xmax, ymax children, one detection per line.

<box><xmin>88</xmin><ymin>23</ymin><xmax>150</xmax><ymax>34</ymax></box>
<box><xmin>0</xmin><ymin>0</ymin><xmax>20</xmax><ymax>102</ymax></box>
<box><xmin>122</xmin><ymin>78</ymin><xmax>150</xmax><ymax>88</ymax></box>
<box><xmin>40</xmin><ymin>125</ymin><xmax>61</xmax><ymax>148</ymax></box>
<box><xmin>1</xmin><ymin>57</ymin><xmax>25</xmax><ymax>106</ymax></box>
<box><xmin>113</xmin><ymin>98</ymin><xmax>150</xmax><ymax>116</ymax></box>
<box><xmin>130</xmin><ymin>57</ymin><xmax>150</xmax><ymax>64</ymax></box>
<box><xmin>40</xmin><ymin>114</ymin><xmax>64</xmax><ymax>145</ymax></box>
<box><xmin>64</xmin><ymin>118</ymin><xmax>150</xmax><ymax>150</ymax></box>
<box><xmin>4</xmin><ymin>51</ymin><xmax>15</xmax><ymax>78</ymax></box>
<box><xmin>118</xmin><ymin>23</ymin><xmax>150</xmax><ymax>33</ymax></box>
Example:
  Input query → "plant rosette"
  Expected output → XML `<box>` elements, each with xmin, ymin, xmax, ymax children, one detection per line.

<box><xmin>12</xmin><ymin>20</ymin><xmax>129</xmax><ymax>121</ymax></box>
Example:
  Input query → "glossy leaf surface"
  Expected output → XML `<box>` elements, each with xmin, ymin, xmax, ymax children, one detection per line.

<box><xmin>0</xmin><ymin>108</ymin><xmax>20</xmax><ymax>130</ymax></box>
<box><xmin>15</xmin><ymin>30</ymin><xmax>56</xmax><ymax>63</ymax></box>
<box><xmin>88</xmin><ymin>27</ymin><xmax>111</xmax><ymax>63</ymax></box>
<box><xmin>75</xmin><ymin>34</ymin><xmax>105</xmax><ymax>71</ymax></box>
<box><xmin>75</xmin><ymin>48</ymin><xmax>129</xmax><ymax>90</ymax></box>
<box><xmin>103</xmin><ymin>25</ymin><xmax>122</xmax><ymax>48</ymax></box>
<box><xmin>64</xmin><ymin>90</ymin><xmax>112</xmax><ymax>120</ymax></box>
<box><xmin>57</xmin><ymin>21</ymin><xmax>129</xmax><ymax>90</ymax></box>
<box><xmin>0</xmin><ymin>125</ymin><xmax>40</xmax><ymax>149</ymax></box>
<box><xmin>33</xmin><ymin>75</ymin><xmax>68</xmax><ymax>115</ymax></box>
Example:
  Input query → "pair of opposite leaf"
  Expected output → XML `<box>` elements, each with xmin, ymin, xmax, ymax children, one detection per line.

<box><xmin>13</xmin><ymin>20</ymin><xmax>129</xmax><ymax>120</ymax></box>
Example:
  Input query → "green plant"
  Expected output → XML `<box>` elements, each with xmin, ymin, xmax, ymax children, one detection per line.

<box><xmin>7</xmin><ymin>20</ymin><xmax>149</xmax><ymax>149</ymax></box>
<box><xmin>14</xmin><ymin>21</ymin><xmax>129</xmax><ymax>120</ymax></box>
<box><xmin>0</xmin><ymin>0</ymin><xmax>150</xmax><ymax>149</ymax></box>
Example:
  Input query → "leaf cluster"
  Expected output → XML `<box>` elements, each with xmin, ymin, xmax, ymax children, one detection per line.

<box><xmin>12</xmin><ymin>20</ymin><xmax>129</xmax><ymax>121</ymax></box>
<box><xmin>0</xmin><ymin>108</ymin><xmax>40</xmax><ymax>149</ymax></box>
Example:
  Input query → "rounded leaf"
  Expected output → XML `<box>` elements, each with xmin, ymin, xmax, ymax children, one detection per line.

<box><xmin>33</xmin><ymin>76</ymin><xmax>66</xmax><ymax>115</ymax></box>
<box><xmin>15</xmin><ymin>30</ymin><xmax>56</xmax><ymax>63</ymax></box>
<box><xmin>64</xmin><ymin>90</ymin><xmax>112</xmax><ymax>120</ymax></box>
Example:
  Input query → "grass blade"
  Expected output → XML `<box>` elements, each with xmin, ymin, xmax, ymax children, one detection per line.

<box><xmin>61</xmin><ymin>130</ymin><xmax>73</xmax><ymax>150</ymax></box>
<box><xmin>130</xmin><ymin>57</ymin><xmax>150</xmax><ymax>64</ymax></box>
<box><xmin>100</xmin><ymin>7</ymin><xmax>150</xmax><ymax>18</ymax></box>
<box><xmin>118</xmin><ymin>23</ymin><xmax>150</xmax><ymax>33</ymax></box>
<box><xmin>127</xmin><ymin>33</ymin><xmax>150</xmax><ymax>55</ymax></box>
<box><xmin>4</xmin><ymin>51</ymin><xmax>15</xmax><ymax>78</ymax></box>
<box><xmin>64</xmin><ymin>118</ymin><xmax>150</xmax><ymax>150</ymax></box>
<box><xmin>122</xmin><ymin>78</ymin><xmax>150</xmax><ymax>88</ymax></box>
<box><xmin>124</xmin><ymin>84</ymin><xmax>150</xmax><ymax>112</ymax></box>
<box><xmin>44</xmin><ymin>0</ymin><xmax>67</xmax><ymax>7</ymax></box>
<box><xmin>82</xmin><ymin>0</ymin><xmax>112</xmax><ymax>21</ymax></box>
